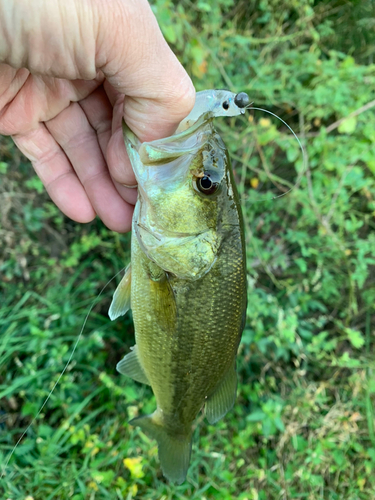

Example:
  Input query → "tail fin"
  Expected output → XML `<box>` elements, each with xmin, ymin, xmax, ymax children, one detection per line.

<box><xmin>130</xmin><ymin>412</ymin><xmax>192</xmax><ymax>484</ymax></box>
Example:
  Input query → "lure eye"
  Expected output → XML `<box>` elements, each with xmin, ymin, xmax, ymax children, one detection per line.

<box><xmin>197</xmin><ymin>175</ymin><xmax>220</xmax><ymax>195</ymax></box>
<box><xmin>234</xmin><ymin>92</ymin><xmax>250</xmax><ymax>108</ymax></box>
<box><xmin>222</xmin><ymin>100</ymin><xmax>230</xmax><ymax>110</ymax></box>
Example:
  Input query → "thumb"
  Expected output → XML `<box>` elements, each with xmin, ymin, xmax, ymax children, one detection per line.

<box><xmin>95</xmin><ymin>0</ymin><xmax>195</xmax><ymax>142</ymax></box>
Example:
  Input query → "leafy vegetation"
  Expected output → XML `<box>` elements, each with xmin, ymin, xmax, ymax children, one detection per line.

<box><xmin>1</xmin><ymin>0</ymin><xmax>375</xmax><ymax>498</ymax></box>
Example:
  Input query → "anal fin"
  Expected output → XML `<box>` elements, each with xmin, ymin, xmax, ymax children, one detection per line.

<box><xmin>109</xmin><ymin>264</ymin><xmax>131</xmax><ymax>320</ymax></box>
<box><xmin>116</xmin><ymin>345</ymin><xmax>150</xmax><ymax>385</ymax></box>
<box><xmin>205</xmin><ymin>361</ymin><xmax>237</xmax><ymax>424</ymax></box>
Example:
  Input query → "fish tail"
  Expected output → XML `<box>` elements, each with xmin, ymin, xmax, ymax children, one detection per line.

<box><xmin>130</xmin><ymin>412</ymin><xmax>192</xmax><ymax>484</ymax></box>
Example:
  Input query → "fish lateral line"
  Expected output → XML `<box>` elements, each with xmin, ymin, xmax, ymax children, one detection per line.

<box><xmin>0</xmin><ymin>266</ymin><xmax>127</xmax><ymax>480</ymax></box>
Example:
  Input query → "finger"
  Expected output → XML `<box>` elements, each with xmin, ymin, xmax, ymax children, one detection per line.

<box><xmin>1</xmin><ymin>72</ymin><xmax>103</xmax><ymax>135</ymax></box>
<box><xmin>45</xmin><ymin>102</ymin><xmax>133</xmax><ymax>232</ymax></box>
<box><xmin>106</xmin><ymin>128</ymin><xmax>137</xmax><ymax>187</ymax></box>
<box><xmin>95</xmin><ymin>0</ymin><xmax>195</xmax><ymax>142</ymax></box>
<box><xmin>78</xmin><ymin>84</ymin><xmax>112</xmax><ymax>159</ymax></box>
<box><xmin>79</xmin><ymin>84</ymin><xmax>138</xmax><ymax>194</ymax></box>
<box><xmin>114</xmin><ymin>179</ymin><xmax>138</xmax><ymax>206</ymax></box>
<box><xmin>12</xmin><ymin>124</ymin><xmax>95</xmax><ymax>223</ymax></box>
<box><xmin>103</xmin><ymin>80</ymin><xmax>121</xmax><ymax>109</ymax></box>
<box><xmin>80</xmin><ymin>83</ymin><xmax>138</xmax><ymax>196</ymax></box>
<box><xmin>106</xmin><ymin>93</ymin><xmax>138</xmax><ymax>188</ymax></box>
<box><xmin>82</xmin><ymin>84</ymin><xmax>136</xmax><ymax>188</ymax></box>
<box><xmin>1</xmin><ymin>0</ymin><xmax>194</xmax><ymax>139</ymax></box>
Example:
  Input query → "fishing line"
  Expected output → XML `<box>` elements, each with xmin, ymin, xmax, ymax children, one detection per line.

<box><xmin>245</xmin><ymin>106</ymin><xmax>307</xmax><ymax>201</ymax></box>
<box><xmin>0</xmin><ymin>266</ymin><xmax>126</xmax><ymax>480</ymax></box>
<box><xmin>1</xmin><ymin>103</ymin><xmax>306</xmax><ymax>480</ymax></box>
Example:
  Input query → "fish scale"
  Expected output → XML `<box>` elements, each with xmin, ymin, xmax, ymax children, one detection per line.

<box><xmin>110</xmin><ymin>90</ymin><xmax>248</xmax><ymax>484</ymax></box>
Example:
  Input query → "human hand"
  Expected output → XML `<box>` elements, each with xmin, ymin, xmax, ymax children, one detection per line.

<box><xmin>0</xmin><ymin>0</ymin><xmax>195</xmax><ymax>232</ymax></box>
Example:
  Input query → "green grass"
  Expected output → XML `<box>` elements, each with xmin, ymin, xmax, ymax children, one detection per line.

<box><xmin>1</xmin><ymin>0</ymin><xmax>375</xmax><ymax>498</ymax></box>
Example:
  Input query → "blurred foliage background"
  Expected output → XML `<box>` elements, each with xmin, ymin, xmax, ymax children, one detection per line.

<box><xmin>1</xmin><ymin>0</ymin><xmax>375</xmax><ymax>498</ymax></box>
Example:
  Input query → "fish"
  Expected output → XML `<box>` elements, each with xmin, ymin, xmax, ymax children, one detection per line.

<box><xmin>109</xmin><ymin>89</ymin><xmax>249</xmax><ymax>484</ymax></box>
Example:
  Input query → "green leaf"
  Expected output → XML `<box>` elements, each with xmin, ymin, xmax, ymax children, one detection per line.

<box><xmin>338</xmin><ymin>116</ymin><xmax>357</xmax><ymax>134</ymax></box>
<box><xmin>274</xmin><ymin>417</ymin><xmax>285</xmax><ymax>432</ymax></box>
<box><xmin>0</xmin><ymin>161</ymin><xmax>8</xmax><ymax>174</ymax></box>
<box><xmin>197</xmin><ymin>1</ymin><xmax>211</xmax><ymax>11</ymax></box>
<box><xmin>91</xmin><ymin>470</ymin><xmax>115</xmax><ymax>487</ymax></box>
<box><xmin>162</xmin><ymin>25</ymin><xmax>177</xmax><ymax>44</ymax></box>
<box><xmin>345</xmin><ymin>328</ymin><xmax>365</xmax><ymax>349</ymax></box>
<box><xmin>368</xmin><ymin>379</ymin><xmax>375</xmax><ymax>394</ymax></box>
<box><xmin>247</xmin><ymin>410</ymin><xmax>266</xmax><ymax>422</ymax></box>
<box><xmin>336</xmin><ymin>352</ymin><xmax>361</xmax><ymax>367</ymax></box>
<box><xmin>333</xmin><ymin>450</ymin><xmax>345</xmax><ymax>467</ymax></box>
<box><xmin>295</xmin><ymin>258</ymin><xmax>307</xmax><ymax>273</ymax></box>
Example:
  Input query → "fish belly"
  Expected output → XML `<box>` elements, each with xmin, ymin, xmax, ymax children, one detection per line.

<box><xmin>131</xmin><ymin>226</ymin><xmax>246</xmax><ymax>433</ymax></box>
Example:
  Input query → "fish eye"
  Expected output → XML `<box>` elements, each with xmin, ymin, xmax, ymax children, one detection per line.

<box><xmin>197</xmin><ymin>174</ymin><xmax>220</xmax><ymax>195</ymax></box>
<box><xmin>222</xmin><ymin>100</ymin><xmax>229</xmax><ymax>110</ymax></box>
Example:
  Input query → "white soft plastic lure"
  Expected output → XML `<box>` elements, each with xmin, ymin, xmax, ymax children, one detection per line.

<box><xmin>175</xmin><ymin>89</ymin><xmax>306</xmax><ymax>202</ymax></box>
<box><xmin>176</xmin><ymin>90</ymin><xmax>250</xmax><ymax>132</ymax></box>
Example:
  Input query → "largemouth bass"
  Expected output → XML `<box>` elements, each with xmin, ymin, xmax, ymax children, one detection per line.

<box><xmin>109</xmin><ymin>90</ymin><xmax>249</xmax><ymax>484</ymax></box>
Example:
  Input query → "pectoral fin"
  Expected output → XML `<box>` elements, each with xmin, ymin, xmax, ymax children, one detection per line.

<box><xmin>109</xmin><ymin>264</ymin><xmax>131</xmax><ymax>321</ymax></box>
<box><xmin>116</xmin><ymin>345</ymin><xmax>150</xmax><ymax>385</ymax></box>
<box><xmin>205</xmin><ymin>362</ymin><xmax>237</xmax><ymax>424</ymax></box>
